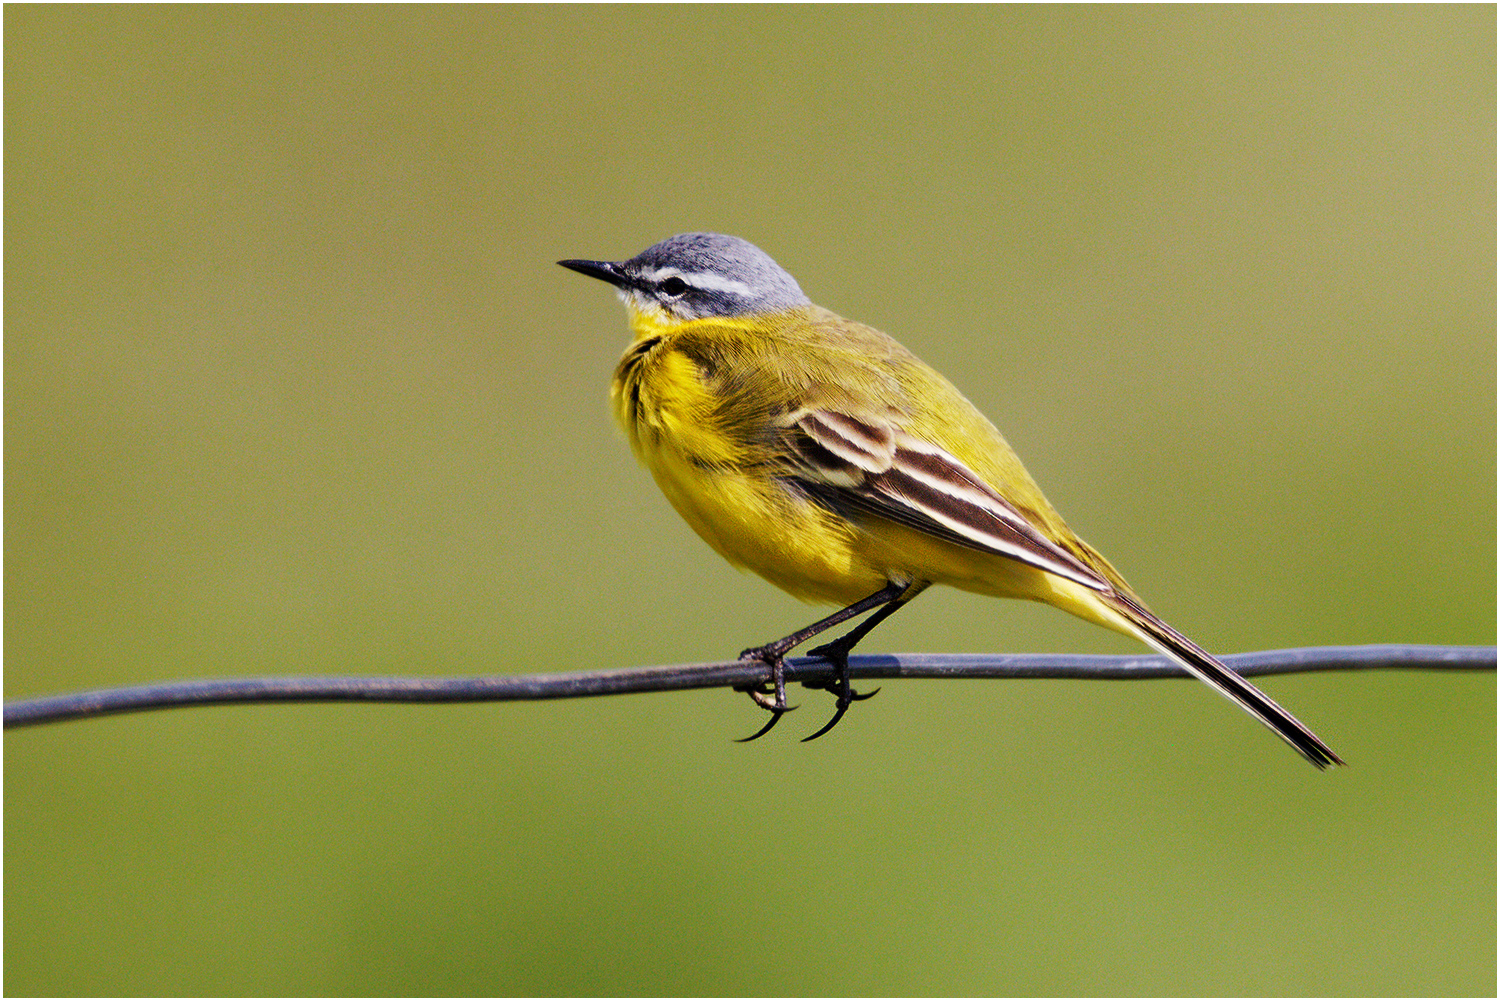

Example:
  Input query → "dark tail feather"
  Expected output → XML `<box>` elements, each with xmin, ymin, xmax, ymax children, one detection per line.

<box><xmin>1108</xmin><ymin>594</ymin><xmax>1345</xmax><ymax>769</ymax></box>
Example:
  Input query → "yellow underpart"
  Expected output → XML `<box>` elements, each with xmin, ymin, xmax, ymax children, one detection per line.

<box><xmin>611</xmin><ymin>302</ymin><xmax>1147</xmax><ymax>638</ymax></box>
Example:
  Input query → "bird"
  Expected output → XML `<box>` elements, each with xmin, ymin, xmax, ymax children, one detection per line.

<box><xmin>559</xmin><ymin>233</ymin><xmax>1343</xmax><ymax>767</ymax></box>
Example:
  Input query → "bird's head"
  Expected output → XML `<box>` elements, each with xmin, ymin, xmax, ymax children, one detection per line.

<box><xmin>560</xmin><ymin>232</ymin><xmax>811</xmax><ymax>334</ymax></box>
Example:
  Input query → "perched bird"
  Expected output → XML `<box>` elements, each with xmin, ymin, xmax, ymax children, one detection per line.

<box><xmin>560</xmin><ymin>233</ymin><xmax>1342</xmax><ymax>767</ymax></box>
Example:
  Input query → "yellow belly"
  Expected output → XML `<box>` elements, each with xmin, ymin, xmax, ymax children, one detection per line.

<box><xmin>610</xmin><ymin>311</ymin><xmax>1135</xmax><ymax>640</ymax></box>
<box><xmin>643</xmin><ymin>444</ymin><xmax>891</xmax><ymax>604</ymax></box>
<box><xmin>641</xmin><ymin>439</ymin><xmax>1125</xmax><ymax>639</ymax></box>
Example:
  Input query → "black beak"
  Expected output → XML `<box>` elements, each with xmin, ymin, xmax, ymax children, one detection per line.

<box><xmin>558</xmin><ymin>258</ymin><xmax>630</xmax><ymax>288</ymax></box>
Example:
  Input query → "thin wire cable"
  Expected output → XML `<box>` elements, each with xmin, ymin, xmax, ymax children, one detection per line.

<box><xmin>4</xmin><ymin>644</ymin><xmax>1491</xmax><ymax>729</ymax></box>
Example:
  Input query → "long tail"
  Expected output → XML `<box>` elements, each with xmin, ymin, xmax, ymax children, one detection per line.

<box><xmin>1106</xmin><ymin>592</ymin><xmax>1345</xmax><ymax>769</ymax></box>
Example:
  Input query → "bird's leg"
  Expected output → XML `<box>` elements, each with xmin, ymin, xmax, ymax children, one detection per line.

<box><xmin>733</xmin><ymin>580</ymin><xmax>907</xmax><ymax>742</ymax></box>
<box><xmin>800</xmin><ymin>589</ymin><xmax>916</xmax><ymax>742</ymax></box>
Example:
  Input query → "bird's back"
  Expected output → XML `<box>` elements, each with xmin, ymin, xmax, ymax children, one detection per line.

<box><xmin>613</xmin><ymin>304</ymin><xmax>1141</xmax><ymax>605</ymax></box>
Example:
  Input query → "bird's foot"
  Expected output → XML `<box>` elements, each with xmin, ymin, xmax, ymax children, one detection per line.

<box><xmin>799</xmin><ymin>639</ymin><xmax>880</xmax><ymax>742</ymax></box>
<box><xmin>733</xmin><ymin>644</ymin><xmax>797</xmax><ymax>742</ymax></box>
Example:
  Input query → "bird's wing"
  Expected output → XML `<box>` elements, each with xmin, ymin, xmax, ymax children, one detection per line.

<box><xmin>786</xmin><ymin>409</ymin><xmax>1342</xmax><ymax>769</ymax></box>
<box><xmin>785</xmin><ymin>408</ymin><xmax>1111</xmax><ymax>592</ymax></box>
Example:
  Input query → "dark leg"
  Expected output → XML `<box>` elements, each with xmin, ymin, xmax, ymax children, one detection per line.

<box><xmin>801</xmin><ymin>582</ymin><xmax>926</xmax><ymax>741</ymax></box>
<box><xmin>734</xmin><ymin>580</ymin><xmax>913</xmax><ymax>742</ymax></box>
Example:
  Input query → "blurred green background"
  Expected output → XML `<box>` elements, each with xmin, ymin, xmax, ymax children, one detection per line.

<box><xmin>6</xmin><ymin>7</ymin><xmax>1494</xmax><ymax>996</ymax></box>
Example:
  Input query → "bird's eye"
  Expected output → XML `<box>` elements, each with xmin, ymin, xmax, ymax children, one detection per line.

<box><xmin>659</xmin><ymin>276</ymin><xmax>689</xmax><ymax>298</ymax></box>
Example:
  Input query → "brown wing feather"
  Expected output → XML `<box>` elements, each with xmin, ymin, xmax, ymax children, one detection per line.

<box><xmin>786</xmin><ymin>409</ymin><xmax>1109</xmax><ymax>591</ymax></box>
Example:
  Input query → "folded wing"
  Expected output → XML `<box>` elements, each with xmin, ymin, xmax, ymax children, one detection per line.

<box><xmin>784</xmin><ymin>407</ymin><xmax>1344</xmax><ymax>769</ymax></box>
<box><xmin>786</xmin><ymin>408</ymin><xmax>1109</xmax><ymax>592</ymax></box>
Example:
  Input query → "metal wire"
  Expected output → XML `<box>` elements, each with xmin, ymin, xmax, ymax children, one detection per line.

<box><xmin>4</xmin><ymin>644</ymin><xmax>1491</xmax><ymax>729</ymax></box>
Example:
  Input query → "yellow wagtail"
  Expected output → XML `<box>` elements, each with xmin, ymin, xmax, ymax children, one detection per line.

<box><xmin>560</xmin><ymin>233</ymin><xmax>1342</xmax><ymax>767</ymax></box>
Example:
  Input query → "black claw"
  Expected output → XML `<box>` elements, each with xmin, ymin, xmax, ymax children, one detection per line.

<box><xmin>732</xmin><ymin>581</ymin><xmax>911</xmax><ymax>744</ymax></box>
<box><xmin>799</xmin><ymin>639</ymin><xmax>881</xmax><ymax>740</ymax></box>
<box><xmin>801</xmin><ymin>702</ymin><xmax>851</xmax><ymax>742</ymax></box>
<box><xmin>735</xmin><ymin>709</ymin><xmax>789</xmax><ymax>743</ymax></box>
<box><xmin>733</xmin><ymin>646</ymin><xmax>796</xmax><ymax>742</ymax></box>
<box><xmin>797</xmin><ymin>678</ymin><xmax>880</xmax><ymax>700</ymax></box>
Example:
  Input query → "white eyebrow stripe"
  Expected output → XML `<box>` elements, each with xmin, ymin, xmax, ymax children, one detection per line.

<box><xmin>637</xmin><ymin>266</ymin><xmax>754</xmax><ymax>298</ymax></box>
